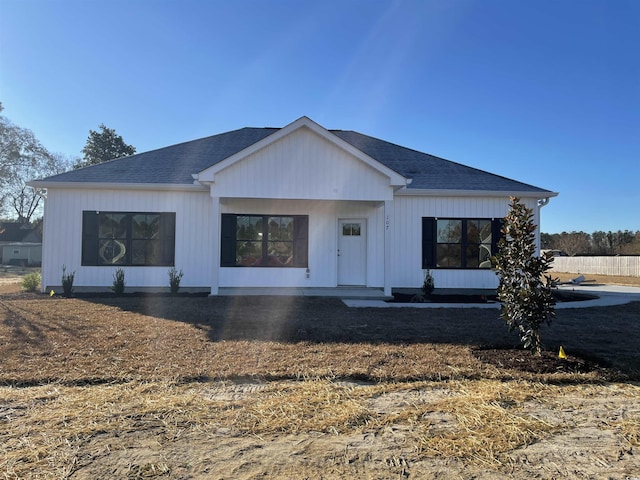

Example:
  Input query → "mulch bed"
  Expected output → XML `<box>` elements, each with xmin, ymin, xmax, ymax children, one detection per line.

<box><xmin>473</xmin><ymin>348</ymin><xmax>610</xmax><ymax>375</ymax></box>
<box><xmin>390</xmin><ymin>290</ymin><xmax>599</xmax><ymax>304</ymax></box>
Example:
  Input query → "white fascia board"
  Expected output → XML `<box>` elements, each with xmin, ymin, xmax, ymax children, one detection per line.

<box><xmin>195</xmin><ymin>116</ymin><xmax>408</xmax><ymax>187</ymax></box>
<box><xmin>26</xmin><ymin>181</ymin><xmax>209</xmax><ymax>192</ymax></box>
<box><xmin>2</xmin><ymin>242</ymin><xmax>41</xmax><ymax>247</ymax></box>
<box><xmin>395</xmin><ymin>188</ymin><xmax>559</xmax><ymax>198</ymax></box>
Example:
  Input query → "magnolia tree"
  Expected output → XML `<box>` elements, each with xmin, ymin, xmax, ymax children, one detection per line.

<box><xmin>492</xmin><ymin>197</ymin><xmax>557</xmax><ymax>354</ymax></box>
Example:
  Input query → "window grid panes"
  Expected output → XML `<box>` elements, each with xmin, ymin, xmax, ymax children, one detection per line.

<box><xmin>436</xmin><ymin>218</ymin><xmax>494</xmax><ymax>269</ymax></box>
<box><xmin>342</xmin><ymin>223</ymin><xmax>361</xmax><ymax>236</ymax></box>
<box><xmin>235</xmin><ymin>215</ymin><xmax>295</xmax><ymax>267</ymax></box>
<box><xmin>88</xmin><ymin>212</ymin><xmax>174</xmax><ymax>266</ymax></box>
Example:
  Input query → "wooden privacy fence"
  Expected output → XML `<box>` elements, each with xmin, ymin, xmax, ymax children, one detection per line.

<box><xmin>550</xmin><ymin>256</ymin><xmax>640</xmax><ymax>277</ymax></box>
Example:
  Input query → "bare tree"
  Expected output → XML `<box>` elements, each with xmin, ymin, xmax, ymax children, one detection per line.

<box><xmin>0</xmin><ymin>102</ymin><xmax>70</xmax><ymax>222</ymax></box>
<box><xmin>553</xmin><ymin>231</ymin><xmax>591</xmax><ymax>256</ymax></box>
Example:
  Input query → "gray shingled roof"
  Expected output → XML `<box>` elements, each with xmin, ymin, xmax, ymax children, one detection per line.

<box><xmin>35</xmin><ymin>126</ymin><xmax>553</xmax><ymax>194</ymax></box>
<box><xmin>332</xmin><ymin>130</ymin><xmax>551</xmax><ymax>193</ymax></box>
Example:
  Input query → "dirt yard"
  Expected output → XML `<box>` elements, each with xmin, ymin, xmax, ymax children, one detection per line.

<box><xmin>1</xmin><ymin>274</ymin><xmax>639</xmax><ymax>479</ymax></box>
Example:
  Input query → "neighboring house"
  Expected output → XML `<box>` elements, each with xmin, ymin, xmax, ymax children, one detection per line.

<box><xmin>1</xmin><ymin>243</ymin><xmax>42</xmax><ymax>267</ymax></box>
<box><xmin>29</xmin><ymin>117</ymin><xmax>557</xmax><ymax>294</ymax></box>
<box><xmin>0</xmin><ymin>222</ymin><xmax>43</xmax><ymax>266</ymax></box>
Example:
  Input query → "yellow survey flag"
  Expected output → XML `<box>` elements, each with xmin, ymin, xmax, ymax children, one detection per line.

<box><xmin>558</xmin><ymin>346</ymin><xmax>567</xmax><ymax>359</ymax></box>
<box><xmin>49</xmin><ymin>290</ymin><xmax>55</xmax><ymax>297</ymax></box>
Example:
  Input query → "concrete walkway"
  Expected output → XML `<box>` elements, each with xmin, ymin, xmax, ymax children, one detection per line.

<box><xmin>215</xmin><ymin>284</ymin><xmax>640</xmax><ymax>309</ymax></box>
<box><xmin>343</xmin><ymin>284</ymin><xmax>640</xmax><ymax>309</ymax></box>
<box><xmin>218</xmin><ymin>287</ymin><xmax>387</xmax><ymax>299</ymax></box>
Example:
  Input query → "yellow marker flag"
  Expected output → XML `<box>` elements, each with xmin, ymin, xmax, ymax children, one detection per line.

<box><xmin>558</xmin><ymin>346</ymin><xmax>567</xmax><ymax>359</ymax></box>
<box><xmin>49</xmin><ymin>290</ymin><xmax>55</xmax><ymax>297</ymax></box>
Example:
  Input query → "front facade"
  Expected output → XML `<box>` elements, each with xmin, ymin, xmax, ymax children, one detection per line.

<box><xmin>30</xmin><ymin>117</ymin><xmax>556</xmax><ymax>295</ymax></box>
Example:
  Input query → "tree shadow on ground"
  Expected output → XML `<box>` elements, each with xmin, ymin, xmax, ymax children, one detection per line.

<box><xmin>3</xmin><ymin>291</ymin><xmax>639</xmax><ymax>380</ymax></box>
<box><xmin>78</xmin><ymin>294</ymin><xmax>640</xmax><ymax>375</ymax></box>
<box><xmin>80</xmin><ymin>294</ymin><xmax>517</xmax><ymax>345</ymax></box>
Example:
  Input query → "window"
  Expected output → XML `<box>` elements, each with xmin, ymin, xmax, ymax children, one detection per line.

<box><xmin>422</xmin><ymin>217</ymin><xmax>502</xmax><ymax>269</ymax></box>
<box><xmin>221</xmin><ymin>214</ymin><xmax>308</xmax><ymax>267</ymax></box>
<box><xmin>82</xmin><ymin>211</ymin><xmax>176</xmax><ymax>266</ymax></box>
<box><xmin>342</xmin><ymin>223</ymin><xmax>361</xmax><ymax>236</ymax></box>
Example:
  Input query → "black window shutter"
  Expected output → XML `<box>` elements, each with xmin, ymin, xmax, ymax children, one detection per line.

<box><xmin>81</xmin><ymin>211</ymin><xmax>100</xmax><ymax>266</ymax></box>
<box><xmin>220</xmin><ymin>214</ymin><xmax>237</xmax><ymax>267</ymax></box>
<box><xmin>491</xmin><ymin>218</ymin><xmax>504</xmax><ymax>255</ymax></box>
<box><xmin>422</xmin><ymin>218</ymin><xmax>436</xmax><ymax>268</ymax></box>
<box><xmin>159</xmin><ymin>213</ymin><xmax>176</xmax><ymax>266</ymax></box>
<box><xmin>293</xmin><ymin>216</ymin><xmax>309</xmax><ymax>267</ymax></box>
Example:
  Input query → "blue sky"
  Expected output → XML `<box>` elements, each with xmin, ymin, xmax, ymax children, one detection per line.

<box><xmin>1</xmin><ymin>0</ymin><xmax>638</xmax><ymax>233</ymax></box>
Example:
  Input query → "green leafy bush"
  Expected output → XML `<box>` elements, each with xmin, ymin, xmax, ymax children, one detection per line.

<box><xmin>168</xmin><ymin>267</ymin><xmax>184</xmax><ymax>294</ymax></box>
<box><xmin>491</xmin><ymin>197</ymin><xmax>557</xmax><ymax>354</ymax></box>
<box><xmin>61</xmin><ymin>265</ymin><xmax>75</xmax><ymax>297</ymax></box>
<box><xmin>21</xmin><ymin>272</ymin><xmax>40</xmax><ymax>292</ymax></box>
<box><xmin>112</xmin><ymin>268</ymin><xmax>126</xmax><ymax>295</ymax></box>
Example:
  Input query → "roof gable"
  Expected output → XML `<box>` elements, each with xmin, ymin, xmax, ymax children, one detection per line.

<box><xmin>195</xmin><ymin>116</ymin><xmax>407</xmax><ymax>188</ymax></box>
<box><xmin>201</xmin><ymin>121</ymin><xmax>405</xmax><ymax>201</ymax></box>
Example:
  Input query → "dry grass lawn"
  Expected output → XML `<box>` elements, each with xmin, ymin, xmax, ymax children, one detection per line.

<box><xmin>1</xmin><ymin>273</ymin><xmax>639</xmax><ymax>479</ymax></box>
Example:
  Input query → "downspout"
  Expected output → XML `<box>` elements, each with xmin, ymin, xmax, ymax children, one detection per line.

<box><xmin>536</xmin><ymin>197</ymin><xmax>551</xmax><ymax>253</ymax></box>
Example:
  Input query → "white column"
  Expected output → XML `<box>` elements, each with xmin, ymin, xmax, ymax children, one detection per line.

<box><xmin>40</xmin><ymin>192</ymin><xmax>49</xmax><ymax>292</ymax></box>
<box><xmin>210</xmin><ymin>194</ymin><xmax>221</xmax><ymax>295</ymax></box>
<box><xmin>384</xmin><ymin>199</ymin><xmax>393</xmax><ymax>296</ymax></box>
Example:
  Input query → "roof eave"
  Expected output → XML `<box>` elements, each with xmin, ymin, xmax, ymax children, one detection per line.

<box><xmin>395</xmin><ymin>188</ymin><xmax>559</xmax><ymax>198</ymax></box>
<box><xmin>27</xmin><ymin>181</ymin><xmax>209</xmax><ymax>192</ymax></box>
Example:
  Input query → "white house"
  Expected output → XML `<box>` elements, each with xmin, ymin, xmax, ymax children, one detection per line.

<box><xmin>1</xmin><ymin>243</ymin><xmax>42</xmax><ymax>267</ymax></box>
<box><xmin>29</xmin><ymin>117</ymin><xmax>557</xmax><ymax>295</ymax></box>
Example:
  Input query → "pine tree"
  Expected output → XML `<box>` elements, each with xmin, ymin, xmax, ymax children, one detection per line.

<box><xmin>74</xmin><ymin>124</ymin><xmax>135</xmax><ymax>169</ymax></box>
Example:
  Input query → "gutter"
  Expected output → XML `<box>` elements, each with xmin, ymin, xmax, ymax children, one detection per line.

<box><xmin>26</xmin><ymin>181</ymin><xmax>209</xmax><ymax>192</ymax></box>
<box><xmin>538</xmin><ymin>197</ymin><xmax>552</xmax><ymax>207</ymax></box>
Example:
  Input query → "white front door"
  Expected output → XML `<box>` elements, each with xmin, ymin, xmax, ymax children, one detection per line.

<box><xmin>338</xmin><ymin>219</ymin><xmax>366</xmax><ymax>286</ymax></box>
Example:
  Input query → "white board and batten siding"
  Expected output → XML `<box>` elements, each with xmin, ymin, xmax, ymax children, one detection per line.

<box><xmin>209</xmin><ymin>127</ymin><xmax>395</xmax><ymax>201</ymax></box>
<box><xmin>41</xmin><ymin>188</ymin><xmax>213</xmax><ymax>291</ymax></box>
<box><xmin>389</xmin><ymin>195</ymin><xmax>540</xmax><ymax>289</ymax></box>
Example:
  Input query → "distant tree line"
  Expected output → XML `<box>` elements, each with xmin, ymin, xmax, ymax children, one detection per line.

<box><xmin>541</xmin><ymin>230</ymin><xmax>640</xmax><ymax>256</ymax></box>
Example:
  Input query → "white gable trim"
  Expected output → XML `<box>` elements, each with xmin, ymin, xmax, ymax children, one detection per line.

<box><xmin>195</xmin><ymin>116</ymin><xmax>408</xmax><ymax>188</ymax></box>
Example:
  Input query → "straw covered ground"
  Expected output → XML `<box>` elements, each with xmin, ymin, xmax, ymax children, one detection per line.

<box><xmin>1</xmin><ymin>275</ymin><xmax>639</xmax><ymax>479</ymax></box>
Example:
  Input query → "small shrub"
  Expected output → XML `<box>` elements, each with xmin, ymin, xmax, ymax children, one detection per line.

<box><xmin>22</xmin><ymin>271</ymin><xmax>40</xmax><ymax>292</ymax></box>
<box><xmin>168</xmin><ymin>267</ymin><xmax>184</xmax><ymax>294</ymax></box>
<box><xmin>112</xmin><ymin>268</ymin><xmax>126</xmax><ymax>295</ymax></box>
<box><xmin>422</xmin><ymin>269</ymin><xmax>435</xmax><ymax>296</ymax></box>
<box><xmin>61</xmin><ymin>265</ymin><xmax>75</xmax><ymax>297</ymax></box>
